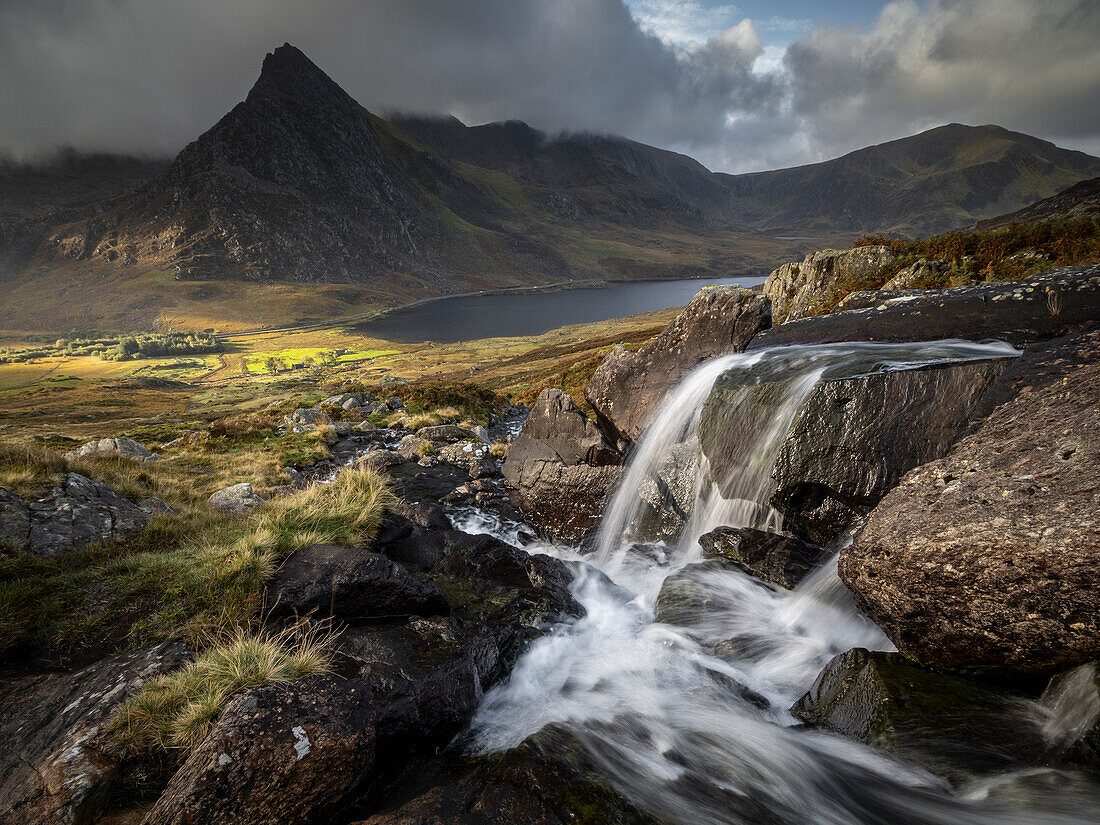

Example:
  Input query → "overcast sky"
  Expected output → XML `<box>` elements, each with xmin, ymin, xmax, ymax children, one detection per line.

<box><xmin>1</xmin><ymin>0</ymin><xmax>1098</xmax><ymax>173</ymax></box>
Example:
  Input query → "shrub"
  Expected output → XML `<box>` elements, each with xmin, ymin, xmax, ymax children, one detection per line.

<box><xmin>418</xmin><ymin>440</ymin><xmax>436</xmax><ymax>457</ymax></box>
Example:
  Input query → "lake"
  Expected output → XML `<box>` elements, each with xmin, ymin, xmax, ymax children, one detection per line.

<box><xmin>352</xmin><ymin>276</ymin><xmax>766</xmax><ymax>343</ymax></box>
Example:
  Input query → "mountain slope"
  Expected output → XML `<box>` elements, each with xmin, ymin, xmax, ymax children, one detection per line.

<box><xmin>976</xmin><ymin>176</ymin><xmax>1100</xmax><ymax>230</ymax></box>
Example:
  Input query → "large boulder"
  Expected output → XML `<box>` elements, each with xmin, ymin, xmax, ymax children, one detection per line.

<box><xmin>207</xmin><ymin>482</ymin><xmax>266</xmax><ymax>513</ymax></box>
<box><xmin>751</xmin><ymin>263</ymin><xmax>1100</xmax><ymax>349</ymax></box>
<box><xmin>143</xmin><ymin>675</ymin><xmax>375</xmax><ymax>825</ymax></box>
<box><xmin>65</xmin><ymin>437</ymin><xmax>158</xmax><ymax>463</ymax></box>
<box><xmin>1</xmin><ymin>473</ymin><xmax>151</xmax><ymax>557</ymax></box>
<box><xmin>839</xmin><ymin>358</ymin><xmax>1100</xmax><ymax>674</ymax></box>
<box><xmin>762</xmin><ymin>245</ymin><xmax>896</xmax><ymax>323</ymax></box>
<box><xmin>415</xmin><ymin>424</ymin><xmax>472</xmax><ymax>444</ymax></box>
<box><xmin>502</xmin><ymin>389</ymin><xmax>621</xmax><ymax>542</ymax></box>
<box><xmin>585</xmin><ymin>286</ymin><xmax>771</xmax><ymax>443</ymax></box>
<box><xmin>266</xmin><ymin>544</ymin><xmax>448</xmax><ymax>621</ymax></box>
<box><xmin>698</xmin><ymin>526</ymin><xmax>828</xmax><ymax>589</ymax></box>
<box><xmin>792</xmin><ymin>648</ymin><xmax>1049</xmax><ymax>784</ymax></box>
<box><xmin>700</xmin><ymin>358</ymin><xmax>1010</xmax><ymax>545</ymax></box>
<box><xmin>0</xmin><ymin>642</ymin><xmax>190</xmax><ymax>825</ymax></box>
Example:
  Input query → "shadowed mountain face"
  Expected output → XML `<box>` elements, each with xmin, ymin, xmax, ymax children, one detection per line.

<box><xmin>977</xmin><ymin>176</ymin><xmax>1100</xmax><ymax>230</ymax></box>
<box><xmin>1</xmin><ymin>42</ymin><xmax>1099</xmax><ymax>325</ymax></box>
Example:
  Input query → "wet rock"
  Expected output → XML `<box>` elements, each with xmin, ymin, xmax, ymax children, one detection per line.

<box><xmin>839</xmin><ymin>359</ymin><xmax>1100</xmax><ymax>674</ymax></box>
<box><xmin>267</xmin><ymin>544</ymin><xmax>448</xmax><ymax>621</ymax></box>
<box><xmin>143</xmin><ymin>675</ymin><xmax>375</xmax><ymax>825</ymax></box>
<box><xmin>792</xmin><ymin>648</ymin><xmax>1049</xmax><ymax>784</ymax></box>
<box><xmin>65</xmin><ymin>437</ymin><xmax>159</xmax><ymax>463</ymax></box>
<box><xmin>1038</xmin><ymin>662</ymin><xmax>1100</xmax><ymax>761</ymax></box>
<box><xmin>763</xmin><ymin>246</ymin><xmax>895</xmax><ymax>323</ymax></box>
<box><xmin>357</xmin><ymin>448</ymin><xmax>405</xmax><ymax>474</ymax></box>
<box><xmin>698</xmin><ymin>526</ymin><xmax>828</xmax><ymax>589</ymax></box>
<box><xmin>634</xmin><ymin>438</ymin><xmax>698</xmax><ymax>540</ymax></box>
<box><xmin>390</xmin><ymin>500</ymin><xmax>450</xmax><ymax>530</ymax></box>
<box><xmin>7</xmin><ymin>473</ymin><xmax>151</xmax><ymax>557</ymax></box>
<box><xmin>0</xmin><ymin>642</ymin><xmax>190</xmax><ymax>825</ymax></box>
<box><xmin>585</xmin><ymin>286</ymin><xmax>771</xmax><ymax>443</ymax></box>
<box><xmin>438</xmin><ymin>439</ymin><xmax>492</xmax><ymax>472</ymax></box>
<box><xmin>701</xmin><ymin>358</ymin><xmax>1010</xmax><ymax>545</ymax></box>
<box><xmin>397</xmin><ymin>434</ymin><xmax>428</xmax><ymax>461</ymax></box>
<box><xmin>502</xmin><ymin>388</ymin><xmax>621</xmax><ymax>542</ymax></box>
<box><xmin>654</xmin><ymin>564</ymin><xmax>739</xmax><ymax>628</ymax></box>
<box><xmin>469</xmin><ymin>457</ymin><xmax>499</xmax><ymax>479</ymax></box>
<box><xmin>206</xmin><ymin>482</ymin><xmax>266</xmax><ymax>513</ymax></box>
<box><xmin>751</xmin><ymin>264</ymin><xmax>1100</xmax><ymax>350</ymax></box>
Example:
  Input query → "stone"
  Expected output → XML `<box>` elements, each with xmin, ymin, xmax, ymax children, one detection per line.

<box><xmin>415</xmin><ymin>424</ymin><xmax>471</xmax><ymax>444</ymax></box>
<box><xmin>839</xmin><ymin>358</ymin><xmax>1100</xmax><ymax>674</ymax></box>
<box><xmin>138</xmin><ymin>497</ymin><xmax>177</xmax><ymax>516</ymax></box>
<box><xmin>654</xmin><ymin>563</ymin><xmax>737</xmax><ymax>628</ymax></box>
<box><xmin>18</xmin><ymin>473</ymin><xmax>150</xmax><ymax>558</ymax></box>
<box><xmin>143</xmin><ymin>675</ymin><xmax>375</xmax><ymax>825</ymax></box>
<box><xmin>502</xmin><ymin>389</ymin><xmax>621</xmax><ymax>541</ymax></box>
<box><xmin>385</xmin><ymin>396</ymin><xmax>404</xmax><ymax>410</ymax></box>
<box><xmin>357</xmin><ymin>449</ymin><xmax>405</xmax><ymax>474</ymax></box>
<box><xmin>266</xmin><ymin>544</ymin><xmax>448</xmax><ymax>621</ymax></box>
<box><xmin>438</xmin><ymin>439</ymin><xmax>492</xmax><ymax>472</ymax></box>
<box><xmin>880</xmin><ymin>258</ymin><xmax>946</xmax><ymax>291</ymax></box>
<box><xmin>762</xmin><ymin>245</ymin><xmax>896</xmax><ymax>323</ymax></box>
<box><xmin>285</xmin><ymin>408</ymin><xmax>329</xmax><ymax>432</ymax></box>
<box><xmin>698</xmin><ymin>526</ymin><xmax>828</xmax><ymax>589</ymax></box>
<box><xmin>0</xmin><ymin>486</ymin><xmax>31</xmax><ymax>549</ymax></box>
<box><xmin>0</xmin><ymin>642</ymin><xmax>190</xmax><ymax>825</ymax></box>
<box><xmin>396</xmin><ymin>434</ymin><xmax>428</xmax><ymax>461</ymax></box>
<box><xmin>207</xmin><ymin>482</ymin><xmax>266</xmax><ymax>513</ymax></box>
<box><xmin>634</xmin><ymin>437</ymin><xmax>698</xmax><ymax>541</ymax></box>
<box><xmin>1038</xmin><ymin>662</ymin><xmax>1100</xmax><ymax>761</ymax></box>
<box><xmin>792</xmin><ymin>648</ymin><xmax>1049</xmax><ymax>784</ymax></box>
<box><xmin>585</xmin><ymin>286</ymin><xmax>771</xmax><ymax>443</ymax></box>
<box><xmin>64</xmin><ymin>437</ymin><xmax>157</xmax><ymax>463</ymax></box>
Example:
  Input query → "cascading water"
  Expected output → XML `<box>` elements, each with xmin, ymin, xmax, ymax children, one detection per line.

<box><xmin>461</xmin><ymin>339</ymin><xmax>1100</xmax><ymax>824</ymax></box>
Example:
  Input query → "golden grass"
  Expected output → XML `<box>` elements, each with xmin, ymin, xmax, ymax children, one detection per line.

<box><xmin>109</xmin><ymin>622</ymin><xmax>333</xmax><ymax>753</ymax></box>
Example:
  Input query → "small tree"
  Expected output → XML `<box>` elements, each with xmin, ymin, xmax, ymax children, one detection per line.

<box><xmin>264</xmin><ymin>356</ymin><xmax>279</xmax><ymax>374</ymax></box>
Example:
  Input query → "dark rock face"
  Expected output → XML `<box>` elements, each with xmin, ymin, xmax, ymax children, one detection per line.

<box><xmin>750</xmin><ymin>264</ymin><xmax>1100</xmax><ymax>350</ymax></box>
<box><xmin>502</xmin><ymin>389</ymin><xmax>621</xmax><ymax>541</ymax></box>
<box><xmin>266</xmin><ymin>544</ymin><xmax>448</xmax><ymax>621</ymax></box>
<box><xmin>792</xmin><ymin>649</ymin><xmax>1049</xmax><ymax>784</ymax></box>
<box><xmin>0</xmin><ymin>473</ymin><xmax>150</xmax><ymax>557</ymax></box>
<box><xmin>353</xmin><ymin>725</ymin><xmax>668</xmax><ymax>825</ymax></box>
<box><xmin>633</xmin><ymin>437</ymin><xmax>698</xmax><ymax>541</ymax></box>
<box><xmin>585</xmin><ymin>286</ymin><xmax>771</xmax><ymax>443</ymax></box>
<box><xmin>0</xmin><ymin>642</ymin><xmax>190</xmax><ymax>825</ymax></box>
<box><xmin>698</xmin><ymin>526</ymin><xmax>828</xmax><ymax>589</ymax></box>
<box><xmin>839</xmin><ymin>359</ymin><xmax>1100</xmax><ymax>674</ymax></box>
<box><xmin>143</xmin><ymin>675</ymin><xmax>375</xmax><ymax>825</ymax></box>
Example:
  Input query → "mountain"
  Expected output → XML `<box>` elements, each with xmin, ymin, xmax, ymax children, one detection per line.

<box><xmin>976</xmin><ymin>176</ymin><xmax>1100</xmax><ymax>230</ymax></box>
<box><xmin>1</xmin><ymin>43</ymin><xmax>1098</xmax><ymax>331</ymax></box>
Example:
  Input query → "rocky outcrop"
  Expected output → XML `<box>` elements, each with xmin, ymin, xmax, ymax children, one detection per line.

<box><xmin>792</xmin><ymin>649</ymin><xmax>1049</xmax><ymax>783</ymax></box>
<box><xmin>207</xmin><ymin>482</ymin><xmax>266</xmax><ymax>513</ymax></box>
<box><xmin>839</xmin><ymin>358</ymin><xmax>1100</xmax><ymax>674</ymax></box>
<box><xmin>286</xmin><ymin>408</ymin><xmax>330</xmax><ymax>432</ymax></box>
<box><xmin>143</xmin><ymin>675</ymin><xmax>375</xmax><ymax>825</ymax></box>
<box><xmin>0</xmin><ymin>473</ymin><xmax>150</xmax><ymax>557</ymax></box>
<box><xmin>266</xmin><ymin>544</ymin><xmax>448</xmax><ymax>621</ymax></box>
<box><xmin>0</xmin><ymin>642</ymin><xmax>190</xmax><ymax>825</ymax></box>
<box><xmin>585</xmin><ymin>286</ymin><xmax>771</xmax><ymax>443</ymax></box>
<box><xmin>65</xmin><ymin>437</ymin><xmax>158</xmax><ymax>463</ymax></box>
<box><xmin>880</xmin><ymin>258</ymin><xmax>946</xmax><ymax>291</ymax></box>
<box><xmin>762</xmin><ymin>246</ymin><xmax>895</xmax><ymax>323</ymax></box>
<box><xmin>415</xmin><ymin>424</ymin><xmax>472</xmax><ymax>444</ymax></box>
<box><xmin>633</xmin><ymin>437</ymin><xmax>698</xmax><ymax>541</ymax></box>
<box><xmin>751</xmin><ymin>264</ymin><xmax>1100</xmax><ymax>349</ymax></box>
<box><xmin>698</xmin><ymin>526</ymin><xmax>828</xmax><ymax>589</ymax></box>
<box><xmin>502</xmin><ymin>389</ymin><xmax>621</xmax><ymax>541</ymax></box>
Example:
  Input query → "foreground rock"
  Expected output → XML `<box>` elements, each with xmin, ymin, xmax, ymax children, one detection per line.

<box><xmin>0</xmin><ymin>642</ymin><xmax>189</xmax><ymax>825</ymax></box>
<box><xmin>502</xmin><ymin>389</ymin><xmax>621</xmax><ymax>542</ymax></box>
<box><xmin>65</xmin><ymin>437</ymin><xmax>159</xmax><ymax>463</ymax></box>
<box><xmin>207</xmin><ymin>482</ymin><xmax>266</xmax><ymax>513</ymax></box>
<box><xmin>751</xmin><ymin>264</ymin><xmax>1100</xmax><ymax>349</ymax></box>
<box><xmin>792</xmin><ymin>649</ymin><xmax>1050</xmax><ymax>783</ymax></box>
<box><xmin>143</xmin><ymin>675</ymin><xmax>375</xmax><ymax>825</ymax></box>
<box><xmin>701</xmin><ymin>358</ymin><xmax>1010</xmax><ymax>545</ymax></box>
<box><xmin>585</xmin><ymin>285</ymin><xmax>771</xmax><ymax>443</ymax></box>
<box><xmin>0</xmin><ymin>472</ymin><xmax>150</xmax><ymax>557</ymax></box>
<box><xmin>839</xmin><ymin>358</ymin><xmax>1100</xmax><ymax>674</ymax></box>
<box><xmin>762</xmin><ymin>245</ymin><xmax>895</xmax><ymax>324</ymax></box>
<box><xmin>698</xmin><ymin>526</ymin><xmax>828</xmax><ymax>589</ymax></box>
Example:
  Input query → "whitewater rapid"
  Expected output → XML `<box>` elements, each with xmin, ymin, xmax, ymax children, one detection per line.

<box><xmin>454</xmin><ymin>340</ymin><xmax>1100</xmax><ymax>825</ymax></box>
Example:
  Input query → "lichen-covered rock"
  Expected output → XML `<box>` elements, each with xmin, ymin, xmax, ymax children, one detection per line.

<box><xmin>0</xmin><ymin>642</ymin><xmax>190</xmax><ymax>825</ymax></box>
<box><xmin>266</xmin><ymin>544</ymin><xmax>448</xmax><ymax>621</ymax></box>
<box><xmin>839</xmin><ymin>359</ymin><xmax>1100</xmax><ymax>674</ymax></box>
<box><xmin>439</xmin><ymin>439</ymin><xmax>492</xmax><ymax>472</ymax></box>
<box><xmin>585</xmin><ymin>286</ymin><xmax>770</xmax><ymax>443</ymax></box>
<box><xmin>5</xmin><ymin>473</ymin><xmax>150</xmax><ymax>557</ymax></box>
<box><xmin>698</xmin><ymin>526</ymin><xmax>828</xmax><ymax>589</ymax></box>
<box><xmin>207</xmin><ymin>482</ymin><xmax>266</xmax><ymax>513</ymax></box>
<box><xmin>880</xmin><ymin>258</ymin><xmax>946</xmax><ymax>291</ymax></box>
<box><xmin>502</xmin><ymin>389</ymin><xmax>621</xmax><ymax>541</ymax></box>
<box><xmin>143</xmin><ymin>675</ymin><xmax>375</xmax><ymax>825</ymax></box>
<box><xmin>762</xmin><ymin>246</ymin><xmax>895</xmax><ymax>324</ymax></box>
<box><xmin>64</xmin><ymin>437</ymin><xmax>158</xmax><ymax>463</ymax></box>
<box><xmin>792</xmin><ymin>648</ymin><xmax>1049</xmax><ymax>783</ymax></box>
<box><xmin>285</xmin><ymin>407</ymin><xmax>329</xmax><ymax>432</ymax></box>
<box><xmin>415</xmin><ymin>424</ymin><xmax>472</xmax><ymax>444</ymax></box>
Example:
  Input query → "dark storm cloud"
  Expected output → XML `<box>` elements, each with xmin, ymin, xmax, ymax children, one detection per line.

<box><xmin>0</xmin><ymin>0</ymin><xmax>1097</xmax><ymax>172</ymax></box>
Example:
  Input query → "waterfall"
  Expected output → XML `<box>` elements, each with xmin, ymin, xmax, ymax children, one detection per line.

<box><xmin>466</xmin><ymin>338</ymin><xmax>1097</xmax><ymax>825</ymax></box>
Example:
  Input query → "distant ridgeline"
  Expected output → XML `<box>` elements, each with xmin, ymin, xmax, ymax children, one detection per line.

<box><xmin>0</xmin><ymin>332</ymin><xmax>223</xmax><ymax>364</ymax></box>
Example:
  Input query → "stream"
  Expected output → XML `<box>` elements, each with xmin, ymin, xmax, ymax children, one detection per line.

<box><xmin>449</xmin><ymin>339</ymin><xmax>1100</xmax><ymax>824</ymax></box>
